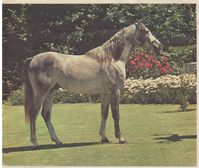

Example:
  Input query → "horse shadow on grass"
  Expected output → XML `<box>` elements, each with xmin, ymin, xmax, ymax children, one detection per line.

<box><xmin>152</xmin><ymin>134</ymin><xmax>197</xmax><ymax>143</ymax></box>
<box><xmin>162</xmin><ymin>108</ymin><xmax>196</xmax><ymax>114</ymax></box>
<box><xmin>3</xmin><ymin>142</ymin><xmax>100</xmax><ymax>153</ymax></box>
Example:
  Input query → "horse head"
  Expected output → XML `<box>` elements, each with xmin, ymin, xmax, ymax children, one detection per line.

<box><xmin>133</xmin><ymin>20</ymin><xmax>163</xmax><ymax>55</ymax></box>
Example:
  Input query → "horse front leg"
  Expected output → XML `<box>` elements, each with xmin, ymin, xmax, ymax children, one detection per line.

<box><xmin>111</xmin><ymin>89</ymin><xmax>127</xmax><ymax>144</ymax></box>
<box><xmin>99</xmin><ymin>94</ymin><xmax>110</xmax><ymax>143</ymax></box>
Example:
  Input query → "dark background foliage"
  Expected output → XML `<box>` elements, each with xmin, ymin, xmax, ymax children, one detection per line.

<box><xmin>3</xmin><ymin>4</ymin><xmax>196</xmax><ymax>99</ymax></box>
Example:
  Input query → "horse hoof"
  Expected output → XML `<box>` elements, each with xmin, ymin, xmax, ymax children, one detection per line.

<box><xmin>55</xmin><ymin>141</ymin><xmax>63</xmax><ymax>146</ymax></box>
<box><xmin>119</xmin><ymin>140</ymin><xmax>128</xmax><ymax>144</ymax></box>
<box><xmin>101</xmin><ymin>137</ymin><xmax>110</xmax><ymax>143</ymax></box>
<box><xmin>32</xmin><ymin>142</ymin><xmax>39</xmax><ymax>148</ymax></box>
<box><xmin>119</xmin><ymin>138</ymin><xmax>128</xmax><ymax>144</ymax></box>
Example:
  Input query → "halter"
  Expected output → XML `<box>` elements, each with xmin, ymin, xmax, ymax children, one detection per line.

<box><xmin>150</xmin><ymin>38</ymin><xmax>157</xmax><ymax>44</ymax></box>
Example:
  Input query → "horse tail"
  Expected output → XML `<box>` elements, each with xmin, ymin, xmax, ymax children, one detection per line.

<box><xmin>24</xmin><ymin>57</ymin><xmax>33</xmax><ymax>123</ymax></box>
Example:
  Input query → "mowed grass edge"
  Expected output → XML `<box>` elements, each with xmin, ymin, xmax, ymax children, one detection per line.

<box><xmin>3</xmin><ymin>104</ymin><xmax>196</xmax><ymax>166</ymax></box>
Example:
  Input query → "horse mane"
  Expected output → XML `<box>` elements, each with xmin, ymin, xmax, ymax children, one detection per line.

<box><xmin>85</xmin><ymin>27</ymin><xmax>128</xmax><ymax>64</ymax></box>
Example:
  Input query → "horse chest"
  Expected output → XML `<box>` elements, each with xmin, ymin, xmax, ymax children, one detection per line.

<box><xmin>105</xmin><ymin>61</ymin><xmax>126</xmax><ymax>85</ymax></box>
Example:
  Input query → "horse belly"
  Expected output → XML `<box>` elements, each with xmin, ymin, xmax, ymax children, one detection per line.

<box><xmin>58</xmin><ymin>78</ymin><xmax>108</xmax><ymax>94</ymax></box>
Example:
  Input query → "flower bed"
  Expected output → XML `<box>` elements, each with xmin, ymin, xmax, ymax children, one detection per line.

<box><xmin>121</xmin><ymin>74</ymin><xmax>197</xmax><ymax>104</ymax></box>
<box><xmin>126</xmin><ymin>49</ymin><xmax>174</xmax><ymax>79</ymax></box>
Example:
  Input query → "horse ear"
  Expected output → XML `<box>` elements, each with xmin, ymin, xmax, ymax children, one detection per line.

<box><xmin>137</xmin><ymin>19</ymin><xmax>143</xmax><ymax>24</ymax></box>
<box><xmin>136</xmin><ymin>19</ymin><xmax>145</xmax><ymax>31</ymax></box>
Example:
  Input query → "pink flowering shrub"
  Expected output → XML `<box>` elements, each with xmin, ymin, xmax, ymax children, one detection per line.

<box><xmin>126</xmin><ymin>50</ymin><xmax>174</xmax><ymax>79</ymax></box>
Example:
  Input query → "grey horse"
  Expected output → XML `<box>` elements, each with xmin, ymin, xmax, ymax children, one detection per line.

<box><xmin>24</xmin><ymin>21</ymin><xmax>162</xmax><ymax>147</ymax></box>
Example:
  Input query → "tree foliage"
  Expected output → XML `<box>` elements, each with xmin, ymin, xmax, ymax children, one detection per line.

<box><xmin>3</xmin><ymin>4</ymin><xmax>196</xmax><ymax>98</ymax></box>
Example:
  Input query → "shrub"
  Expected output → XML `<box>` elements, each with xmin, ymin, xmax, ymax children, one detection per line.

<box><xmin>121</xmin><ymin>74</ymin><xmax>196</xmax><ymax>104</ymax></box>
<box><xmin>7</xmin><ymin>86</ymin><xmax>24</xmax><ymax>105</ymax></box>
<box><xmin>168</xmin><ymin>45</ymin><xmax>196</xmax><ymax>64</ymax></box>
<box><xmin>6</xmin><ymin>87</ymin><xmax>100</xmax><ymax>105</ymax></box>
<box><xmin>126</xmin><ymin>45</ymin><xmax>196</xmax><ymax>79</ymax></box>
<box><xmin>126</xmin><ymin>48</ymin><xmax>173</xmax><ymax>79</ymax></box>
<box><xmin>53</xmin><ymin>88</ymin><xmax>100</xmax><ymax>103</ymax></box>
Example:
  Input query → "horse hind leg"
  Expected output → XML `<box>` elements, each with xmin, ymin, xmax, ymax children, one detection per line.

<box><xmin>30</xmin><ymin>113</ymin><xmax>39</xmax><ymax>147</ymax></box>
<box><xmin>41</xmin><ymin>90</ymin><xmax>63</xmax><ymax>145</ymax></box>
<box><xmin>30</xmin><ymin>92</ymin><xmax>46</xmax><ymax>147</ymax></box>
<box><xmin>29</xmin><ymin>81</ymin><xmax>55</xmax><ymax>147</ymax></box>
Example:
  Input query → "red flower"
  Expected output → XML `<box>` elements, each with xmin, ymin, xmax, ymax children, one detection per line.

<box><xmin>138</xmin><ymin>62</ymin><xmax>145</xmax><ymax>68</ymax></box>
<box><xmin>130</xmin><ymin>60</ymin><xmax>136</xmax><ymax>65</ymax></box>
<box><xmin>146</xmin><ymin>63</ymin><xmax>153</xmax><ymax>69</ymax></box>
<box><xmin>127</xmin><ymin>51</ymin><xmax>173</xmax><ymax>79</ymax></box>
<box><xmin>148</xmin><ymin>55</ymin><xmax>156</xmax><ymax>62</ymax></box>
<box><xmin>156</xmin><ymin>61</ymin><xmax>162</xmax><ymax>68</ymax></box>
<box><xmin>161</xmin><ymin>67</ymin><xmax>167</xmax><ymax>74</ymax></box>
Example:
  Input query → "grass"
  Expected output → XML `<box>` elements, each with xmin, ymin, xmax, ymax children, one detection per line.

<box><xmin>2</xmin><ymin>104</ymin><xmax>196</xmax><ymax>166</ymax></box>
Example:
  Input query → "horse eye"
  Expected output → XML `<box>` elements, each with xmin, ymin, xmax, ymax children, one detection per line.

<box><xmin>145</xmin><ymin>30</ymin><xmax>149</xmax><ymax>34</ymax></box>
<box><xmin>140</xmin><ymin>28</ymin><xmax>149</xmax><ymax>34</ymax></box>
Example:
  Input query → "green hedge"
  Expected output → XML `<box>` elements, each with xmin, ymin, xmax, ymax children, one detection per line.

<box><xmin>168</xmin><ymin>45</ymin><xmax>196</xmax><ymax>65</ymax></box>
<box><xmin>7</xmin><ymin>86</ymin><xmax>24</xmax><ymax>105</ymax></box>
<box><xmin>53</xmin><ymin>88</ymin><xmax>99</xmax><ymax>103</ymax></box>
<box><xmin>6</xmin><ymin>87</ymin><xmax>100</xmax><ymax>105</ymax></box>
<box><xmin>166</xmin><ymin>45</ymin><xmax>196</xmax><ymax>76</ymax></box>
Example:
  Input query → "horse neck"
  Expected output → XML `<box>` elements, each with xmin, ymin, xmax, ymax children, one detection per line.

<box><xmin>119</xmin><ymin>41</ymin><xmax>134</xmax><ymax>64</ymax></box>
<box><xmin>102</xmin><ymin>28</ymin><xmax>136</xmax><ymax>64</ymax></box>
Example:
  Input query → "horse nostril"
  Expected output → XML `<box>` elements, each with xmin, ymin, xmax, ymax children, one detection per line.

<box><xmin>152</xmin><ymin>44</ymin><xmax>162</xmax><ymax>55</ymax></box>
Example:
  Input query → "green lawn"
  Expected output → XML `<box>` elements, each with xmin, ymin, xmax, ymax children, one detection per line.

<box><xmin>3</xmin><ymin>104</ymin><xmax>196</xmax><ymax>166</ymax></box>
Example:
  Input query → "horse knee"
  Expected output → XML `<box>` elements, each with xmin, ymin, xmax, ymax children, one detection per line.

<box><xmin>112</xmin><ymin>89</ymin><xmax>120</xmax><ymax>99</ymax></box>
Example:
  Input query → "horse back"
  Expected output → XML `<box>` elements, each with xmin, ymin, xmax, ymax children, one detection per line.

<box><xmin>28</xmin><ymin>51</ymin><xmax>102</xmax><ymax>83</ymax></box>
